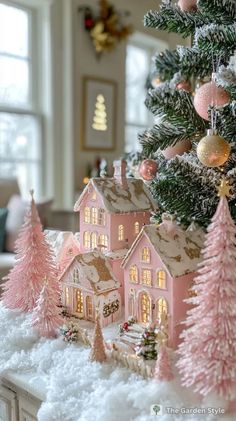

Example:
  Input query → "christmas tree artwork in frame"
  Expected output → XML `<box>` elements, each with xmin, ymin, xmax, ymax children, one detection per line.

<box><xmin>122</xmin><ymin>214</ymin><xmax>204</xmax><ymax>348</ymax></box>
<box><xmin>137</xmin><ymin>1</ymin><xmax>236</xmax><ymax>228</ymax></box>
<box><xmin>2</xmin><ymin>191</ymin><xmax>58</xmax><ymax>313</ymax></box>
<box><xmin>177</xmin><ymin>179</ymin><xmax>236</xmax><ymax>409</ymax></box>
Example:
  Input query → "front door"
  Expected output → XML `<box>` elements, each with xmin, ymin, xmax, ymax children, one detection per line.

<box><xmin>76</xmin><ymin>289</ymin><xmax>84</xmax><ymax>317</ymax></box>
<box><xmin>86</xmin><ymin>296</ymin><xmax>93</xmax><ymax>320</ymax></box>
<box><xmin>140</xmin><ymin>292</ymin><xmax>151</xmax><ymax>324</ymax></box>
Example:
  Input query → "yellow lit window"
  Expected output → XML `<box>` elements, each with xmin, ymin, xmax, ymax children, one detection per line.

<box><xmin>91</xmin><ymin>232</ymin><xmax>97</xmax><ymax>249</ymax></box>
<box><xmin>140</xmin><ymin>292</ymin><xmax>150</xmax><ymax>324</ymax></box>
<box><xmin>76</xmin><ymin>289</ymin><xmax>83</xmax><ymax>314</ymax></box>
<box><xmin>98</xmin><ymin>234</ymin><xmax>108</xmax><ymax>251</ymax></box>
<box><xmin>141</xmin><ymin>247</ymin><xmax>150</xmax><ymax>263</ymax></box>
<box><xmin>98</xmin><ymin>208</ymin><xmax>106</xmax><ymax>226</ymax></box>
<box><xmin>84</xmin><ymin>231</ymin><xmax>91</xmax><ymax>249</ymax></box>
<box><xmin>92</xmin><ymin>190</ymin><xmax>97</xmax><ymax>200</ymax></box>
<box><xmin>142</xmin><ymin>269</ymin><xmax>152</xmax><ymax>286</ymax></box>
<box><xmin>118</xmin><ymin>224</ymin><xmax>124</xmax><ymax>241</ymax></box>
<box><xmin>157</xmin><ymin>298</ymin><xmax>168</xmax><ymax>317</ymax></box>
<box><xmin>157</xmin><ymin>270</ymin><xmax>166</xmax><ymax>289</ymax></box>
<box><xmin>91</xmin><ymin>207</ymin><xmax>98</xmax><ymax>224</ymax></box>
<box><xmin>84</xmin><ymin>207</ymin><xmax>90</xmax><ymax>223</ymax></box>
<box><xmin>65</xmin><ymin>287</ymin><xmax>69</xmax><ymax>306</ymax></box>
<box><xmin>129</xmin><ymin>265</ymin><xmax>138</xmax><ymax>283</ymax></box>
<box><xmin>73</xmin><ymin>268</ymin><xmax>79</xmax><ymax>283</ymax></box>
<box><xmin>134</xmin><ymin>222</ymin><xmax>140</xmax><ymax>235</ymax></box>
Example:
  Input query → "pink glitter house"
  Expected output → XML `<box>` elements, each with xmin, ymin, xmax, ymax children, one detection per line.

<box><xmin>122</xmin><ymin>218</ymin><xmax>204</xmax><ymax>348</ymax></box>
<box><xmin>73</xmin><ymin>160</ymin><xmax>156</xmax><ymax>303</ymax></box>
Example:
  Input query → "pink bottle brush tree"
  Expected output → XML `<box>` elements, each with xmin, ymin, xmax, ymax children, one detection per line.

<box><xmin>89</xmin><ymin>311</ymin><xmax>107</xmax><ymax>363</ymax></box>
<box><xmin>154</xmin><ymin>344</ymin><xmax>174</xmax><ymax>381</ymax></box>
<box><xmin>31</xmin><ymin>277</ymin><xmax>63</xmax><ymax>338</ymax></box>
<box><xmin>177</xmin><ymin>180</ymin><xmax>236</xmax><ymax>402</ymax></box>
<box><xmin>2</xmin><ymin>190</ymin><xmax>57</xmax><ymax>312</ymax></box>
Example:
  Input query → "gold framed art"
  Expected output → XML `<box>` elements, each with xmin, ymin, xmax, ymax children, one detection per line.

<box><xmin>81</xmin><ymin>76</ymin><xmax>117</xmax><ymax>151</ymax></box>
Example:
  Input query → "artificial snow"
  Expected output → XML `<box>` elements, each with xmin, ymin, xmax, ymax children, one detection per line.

<box><xmin>0</xmin><ymin>303</ymin><xmax>235</xmax><ymax>421</ymax></box>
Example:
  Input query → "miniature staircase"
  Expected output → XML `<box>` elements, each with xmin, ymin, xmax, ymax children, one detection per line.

<box><xmin>118</xmin><ymin>324</ymin><xmax>145</xmax><ymax>351</ymax></box>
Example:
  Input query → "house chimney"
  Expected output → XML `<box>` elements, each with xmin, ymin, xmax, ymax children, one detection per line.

<box><xmin>113</xmin><ymin>160</ymin><xmax>127</xmax><ymax>187</ymax></box>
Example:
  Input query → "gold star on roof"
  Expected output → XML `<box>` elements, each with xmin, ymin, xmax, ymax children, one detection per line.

<box><xmin>217</xmin><ymin>177</ymin><xmax>231</xmax><ymax>198</ymax></box>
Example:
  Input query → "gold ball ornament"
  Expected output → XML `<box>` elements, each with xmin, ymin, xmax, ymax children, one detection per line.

<box><xmin>197</xmin><ymin>130</ymin><xmax>230</xmax><ymax>168</ymax></box>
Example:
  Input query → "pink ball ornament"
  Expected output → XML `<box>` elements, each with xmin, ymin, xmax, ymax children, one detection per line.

<box><xmin>178</xmin><ymin>0</ymin><xmax>197</xmax><ymax>12</ymax></box>
<box><xmin>162</xmin><ymin>139</ymin><xmax>191</xmax><ymax>160</ymax></box>
<box><xmin>194</xmin><ymin>81</ymin><xmax>231</xmax><ymax>121</ymax></box>
<box><xmin>139</xmin><ymin>159</ymin><xmax>158</xmax><ymax>181</ymax></box>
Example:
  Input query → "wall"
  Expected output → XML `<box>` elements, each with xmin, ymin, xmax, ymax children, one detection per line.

<box><xmin>48</xmin><ymin>0</ymin><xmax>188</xmax><ymax>209</ymax></box>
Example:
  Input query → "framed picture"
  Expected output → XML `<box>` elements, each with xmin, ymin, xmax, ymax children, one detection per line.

<box><xmin>81</xmin><ymin>76</ymin><xmax>117</xmax><ymax>151</ymax></box>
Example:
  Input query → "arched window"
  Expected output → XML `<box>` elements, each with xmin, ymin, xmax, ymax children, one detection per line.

<box><xmin>98</xmin><ymin>234</ymin><xmax>108</xmax><ymax>251</ymax></box>
<box><xmin>129</xmin><ymin>265</ymin><xmax>138</xmax><ymax>283</ymax></box>
<box><xmin>73</xmin><ymin>268</ymin><xmax>79</xmax><ymax>283</ymax></box>
<box><xmin>118</xmin><ymin>224</ymin><xmax>124</xmax><ymax>241</ymax></box>
<box><xmin>84</xmin><ymin>207</ymin><xmax>90</xmax><ymax>223</ymax></box>
<box><xmin>140</xmin><ymin>292</ymin><xmax>151</xmax><ymax>324</ymax></box>
<box><xmin>83</xmin><ymin>231</ymin><xmax>91</xmax><ymax>249</ymax></box>
<box><xmin>76</xmin><ymin>289</ymin><xmax>83</xmax><ymax>315</ymax></box>
<box><xmin>141</xmin><ymin>269</ymin><xmax>152</xmax><ymax>286</ymax></box>
<box><xmin>91</xmin><ymin>207</ymin><xmax>98</xmax><ymax>224</ymax></box>
<box><xmin>141</xmin><ymin>247</ymin><xmax>150</xmax><ymax>263</ymax></box>
<box><xmin>92</xmin><ymin>190</ymin><xmax>97</xmax><ymax>200</ymax></box>
<box><xmin>134</xmin><ymin>221</ymin><xmax>140</xmax><ymax>235</ymax></box>
<box><xmin>98</xmin><ymin>208</ymin><xmax>106</xmax><ymax>226</ymax></box>
<box><xmin>157</xmin><ymin>298</ymin><xmax>168</xmax><ymax>317</ymax></box>
<box><xmin>64</xmin><ymin>287</ymin><xmax>69</xmax><ymax>306</ymax></box>
<box><xmin>157</xmin><ymin>270</ymin><xmax>166</xmax><ymax>289</ymax></box>
<box><xmin>91</xmin><ymin>232</ymin><xmax>97</xmax><ymax>249</ymax></box>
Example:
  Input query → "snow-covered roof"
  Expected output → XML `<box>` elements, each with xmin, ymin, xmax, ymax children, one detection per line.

<box><xmin>61</xmin><ymin>250</ymin><xmax>120</xmax><ymax>294</ymax></box>
<box><xmin>122</xmin><ymin>224</ymin><xmax>204</xmax><ymax>278</ymax></box>
<box><xmin>45</xmin><ymin>230</ymin><xmax>74</xmax><ymax>259</ymax></box>
<box><xmin>74</xmin><ymin>178</ymin><xmax>157</xmax><ymax>214</ymax></box>
<box><xmin>105</xmin><ymin>248</ymin><xmax>129</xmax><ymax>260</ymax></box>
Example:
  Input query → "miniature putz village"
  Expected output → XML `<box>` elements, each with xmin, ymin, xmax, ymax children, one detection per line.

<box><xmin>47</xmin><ymin>159</ymin><xmax>204</xmax><ymax>351</ymax></box>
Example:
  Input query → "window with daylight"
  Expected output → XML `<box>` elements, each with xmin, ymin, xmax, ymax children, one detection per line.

<box><xmin>157</xmin><ymin>298</ymin><xmax>168</xmax><ymax>317</ymax></box>
<box><xmin>84</xmin><ymin>231</ymin><xmax>91</xmax><ymax>249</ymax></box>
<box><xmin>98</xmin><ymin>208</ymin><xmax>106</xmax><ymax>226</ymax></box>
<box><xmin>84</xmin><ymin>207</ymin><xmax>91</xmax><ymax>223</ymax></box>
<box><xmin>91</xmin><ymin>207</ymin><xmax>98</xmax><ymax>225</ymax></box>
<box><xmin>73</xmin><ymin>268</ymin><xmax>79</xmax><ymax>283</ymax></box>
<box><xmin>134</xmin><ymin>222</ymin><xmax>140</xmax><ymax>235</ymax></box>
<box><xmin>129</xmin><ymin>265</ymin><xmax>138</xmax><ymax>283</ymax></box>
<box><xmin>157</xmin><ymin>270</ymin><xmax>166</xmax><ymax>289</ymax></box>
<box><xmin>125</xmin><ymin>33</ymin><xmax>168</xmax><ymax>153</ymax></box>
<box><xmin>0</xmin><ymin>2</ymin><xmax>43</xmax><ymax>197</ymax></box>
<box><xmin>118</xmin><ymin>224</ymin><xmax>124</xmax><ymax>241</ymax></box>
<box><xmin>141</xmin><ymin>247</ymin><xmax>150</xmax><ymax>263</ymax></box>
<box><xmin>141</xmin><ymin>269</ymin><xmax>152</xmax><ymax>286</ymax></box>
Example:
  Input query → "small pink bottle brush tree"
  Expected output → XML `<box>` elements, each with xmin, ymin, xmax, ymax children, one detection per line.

<box><xmin>2</xmin><ymin>191</ymin><xmax>58</xmax><ymax>312</ymax></box>
<box><xmin>90</xmin><ymin>311</ymin><xmax>107</xmax><ymax>363</ymax></box>
<box><xmin>154</xmin><ymin>344</ymin><xmax>174</xmax><ymax>382</ymax></box>
<box><xmin>177</xmin><ymin>181</ymin><xmax>236</xmax><ymax>402</ymax></box>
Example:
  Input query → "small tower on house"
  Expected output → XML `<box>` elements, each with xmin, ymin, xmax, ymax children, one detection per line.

<box><xmin>113</xmin><ymin>159</ymin><xmax>128</xmax><ymax>188</ymax></box>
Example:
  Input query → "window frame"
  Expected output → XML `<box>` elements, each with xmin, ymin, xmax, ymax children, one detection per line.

<box><xmin>156</xmin><ymin>269</ymin><xmax>167</xmax><ymax>289</ymax></box>
<box><xmin>141</xmin><ymin>269</ymin><xmax>152</xmax><ymax>286</ymax></box>
<box><xmin>141</xmin><ymin>246</ymin><xmax>151</xmax><ymax>263</ymax></box>
<box><xmin>118</xmin><ymin>224</ymin><xmax>125</xmax><ymax>241</ymax></box>
<box><xmin>129</xmin><ymin>265</ymin><xmax>138</xmax><ymax>283</ymax></box>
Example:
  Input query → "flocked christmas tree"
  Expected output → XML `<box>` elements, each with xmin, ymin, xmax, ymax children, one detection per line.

<box><xmin>135</xmin><ymin>0</ymin><xmax>236</xmax><ymax>227</ymax></box>
<box><xmin>2</xmin><ymin>191</ymin><xmax>57</xmax><ymax>312</ymax></box>
<box><xmin>31</xmin><ymin>277</ymin><xmax>63</xmax><ymax>338</ymax></box>
<box><xmin>135</xmin><ymin>325</ymin><xmax>157</xmax><ymax>360</ymax></box>
<box><xmin>89</xmin><ymin>312</ymin><xmax>107</xmax><ymax>363</ymax></box>
<box><xmin>154</xmin><ymin>344</ymin><xmax>174</xmax><ymax>382</ymax></box>
<box><xmin>177</xmin><ymin>179</ymin><xmax>236</xmax><ymax>402</ymax></box>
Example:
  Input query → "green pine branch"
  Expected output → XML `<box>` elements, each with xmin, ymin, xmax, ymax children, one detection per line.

<box><xmin>195</xmin><ymin>23</ymin><xmax>236</xmax><ymax>54</ymax></box>
<box><xmin>198</xmin><ymin>0</ymin><xmax>236</xmax><ymax>22</ymax></box>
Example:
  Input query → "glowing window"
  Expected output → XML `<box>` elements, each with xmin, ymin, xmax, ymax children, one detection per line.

<box><xmin>141</xmin><ymin>269</ymin><xmax>152</xmax><ymax>286</ymax></box>
<box><xmin>84</xmin><ymin>207</ymin><xmax>90</xmax><ymax>223</ymax></box>
<box><xmin>157</xmin><ymin>298</ymin><xmax>168</xmax><ymax>317</ymax></box>
<box><xmin>98</xmin><ymin>234</ymin><xmax>108</xmax><ymax>251</ymax></box>
<box><xmin>91</xmin><ymin>207</ymin><xmax>98</xmax><ymax>224</ymax></box>
<box><xmin>134</xmin><ymin>221</ymin><xmax>140</xmax><ymax>235</ymax></box>
<box><xmin>129</xmin><ymin>265</ymin><xmax>138</xmax><ymax>283</ymax></box>
<box><xmin>92</xmin><ymin>190</ymin><xmax>97</xmax><ymax>200</ymax></box>
<box><xmin>84</xmin><ymin>231</ymin><xmax>91</xmax><ymax>249</ymax></box>
<box><xmin>157</xmin><ymin>270</ymin><xmax>166</xmax><ymax>289</ymax></box>
<box><xmin>140</xmin><ymin>292</ymin><xmax>151</xmax><ymax>324</ymax></box>
<box><xmin>141</xmin><ymin>247</ymin><xmax>150</xmax><ymax>263</ymax></box>
<box><xmin>65</xmin><ymin>287</ymin><xmax>69</xmax><ymax>306</ymax></box>
<box><xmin>76</xmin><ymin>289</ymin><xmax>83</xmax><ymax>314</ymax></box>
<box><xmin>118</xmin><ymin>224</ymin><xmax>124</xmax><ymax>241</ymax></box>
<box><xmin>91</xmin><ymin>232</ymin><xmax>97</xmax><ymax>249</ymax></box>
<box><xmin>73</xmin><ymin>268</ymin><xmax>79</xmax><ymax>283</ymax></box>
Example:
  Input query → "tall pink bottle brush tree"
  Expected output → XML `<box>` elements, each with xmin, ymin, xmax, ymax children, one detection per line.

<box><xmin>31</xmin><ymin>278</ymin><xmax>63</xmax><ymax>338</ymax></box>
<box><xmin>2</xmin><ymin>191</ymin><xmax>58</xmax><ymax>312</ymax></box>
<box><xmin>177</xmin><ymin>180</ymin><xmax>236</xmax><ymax>402</ymax></box>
